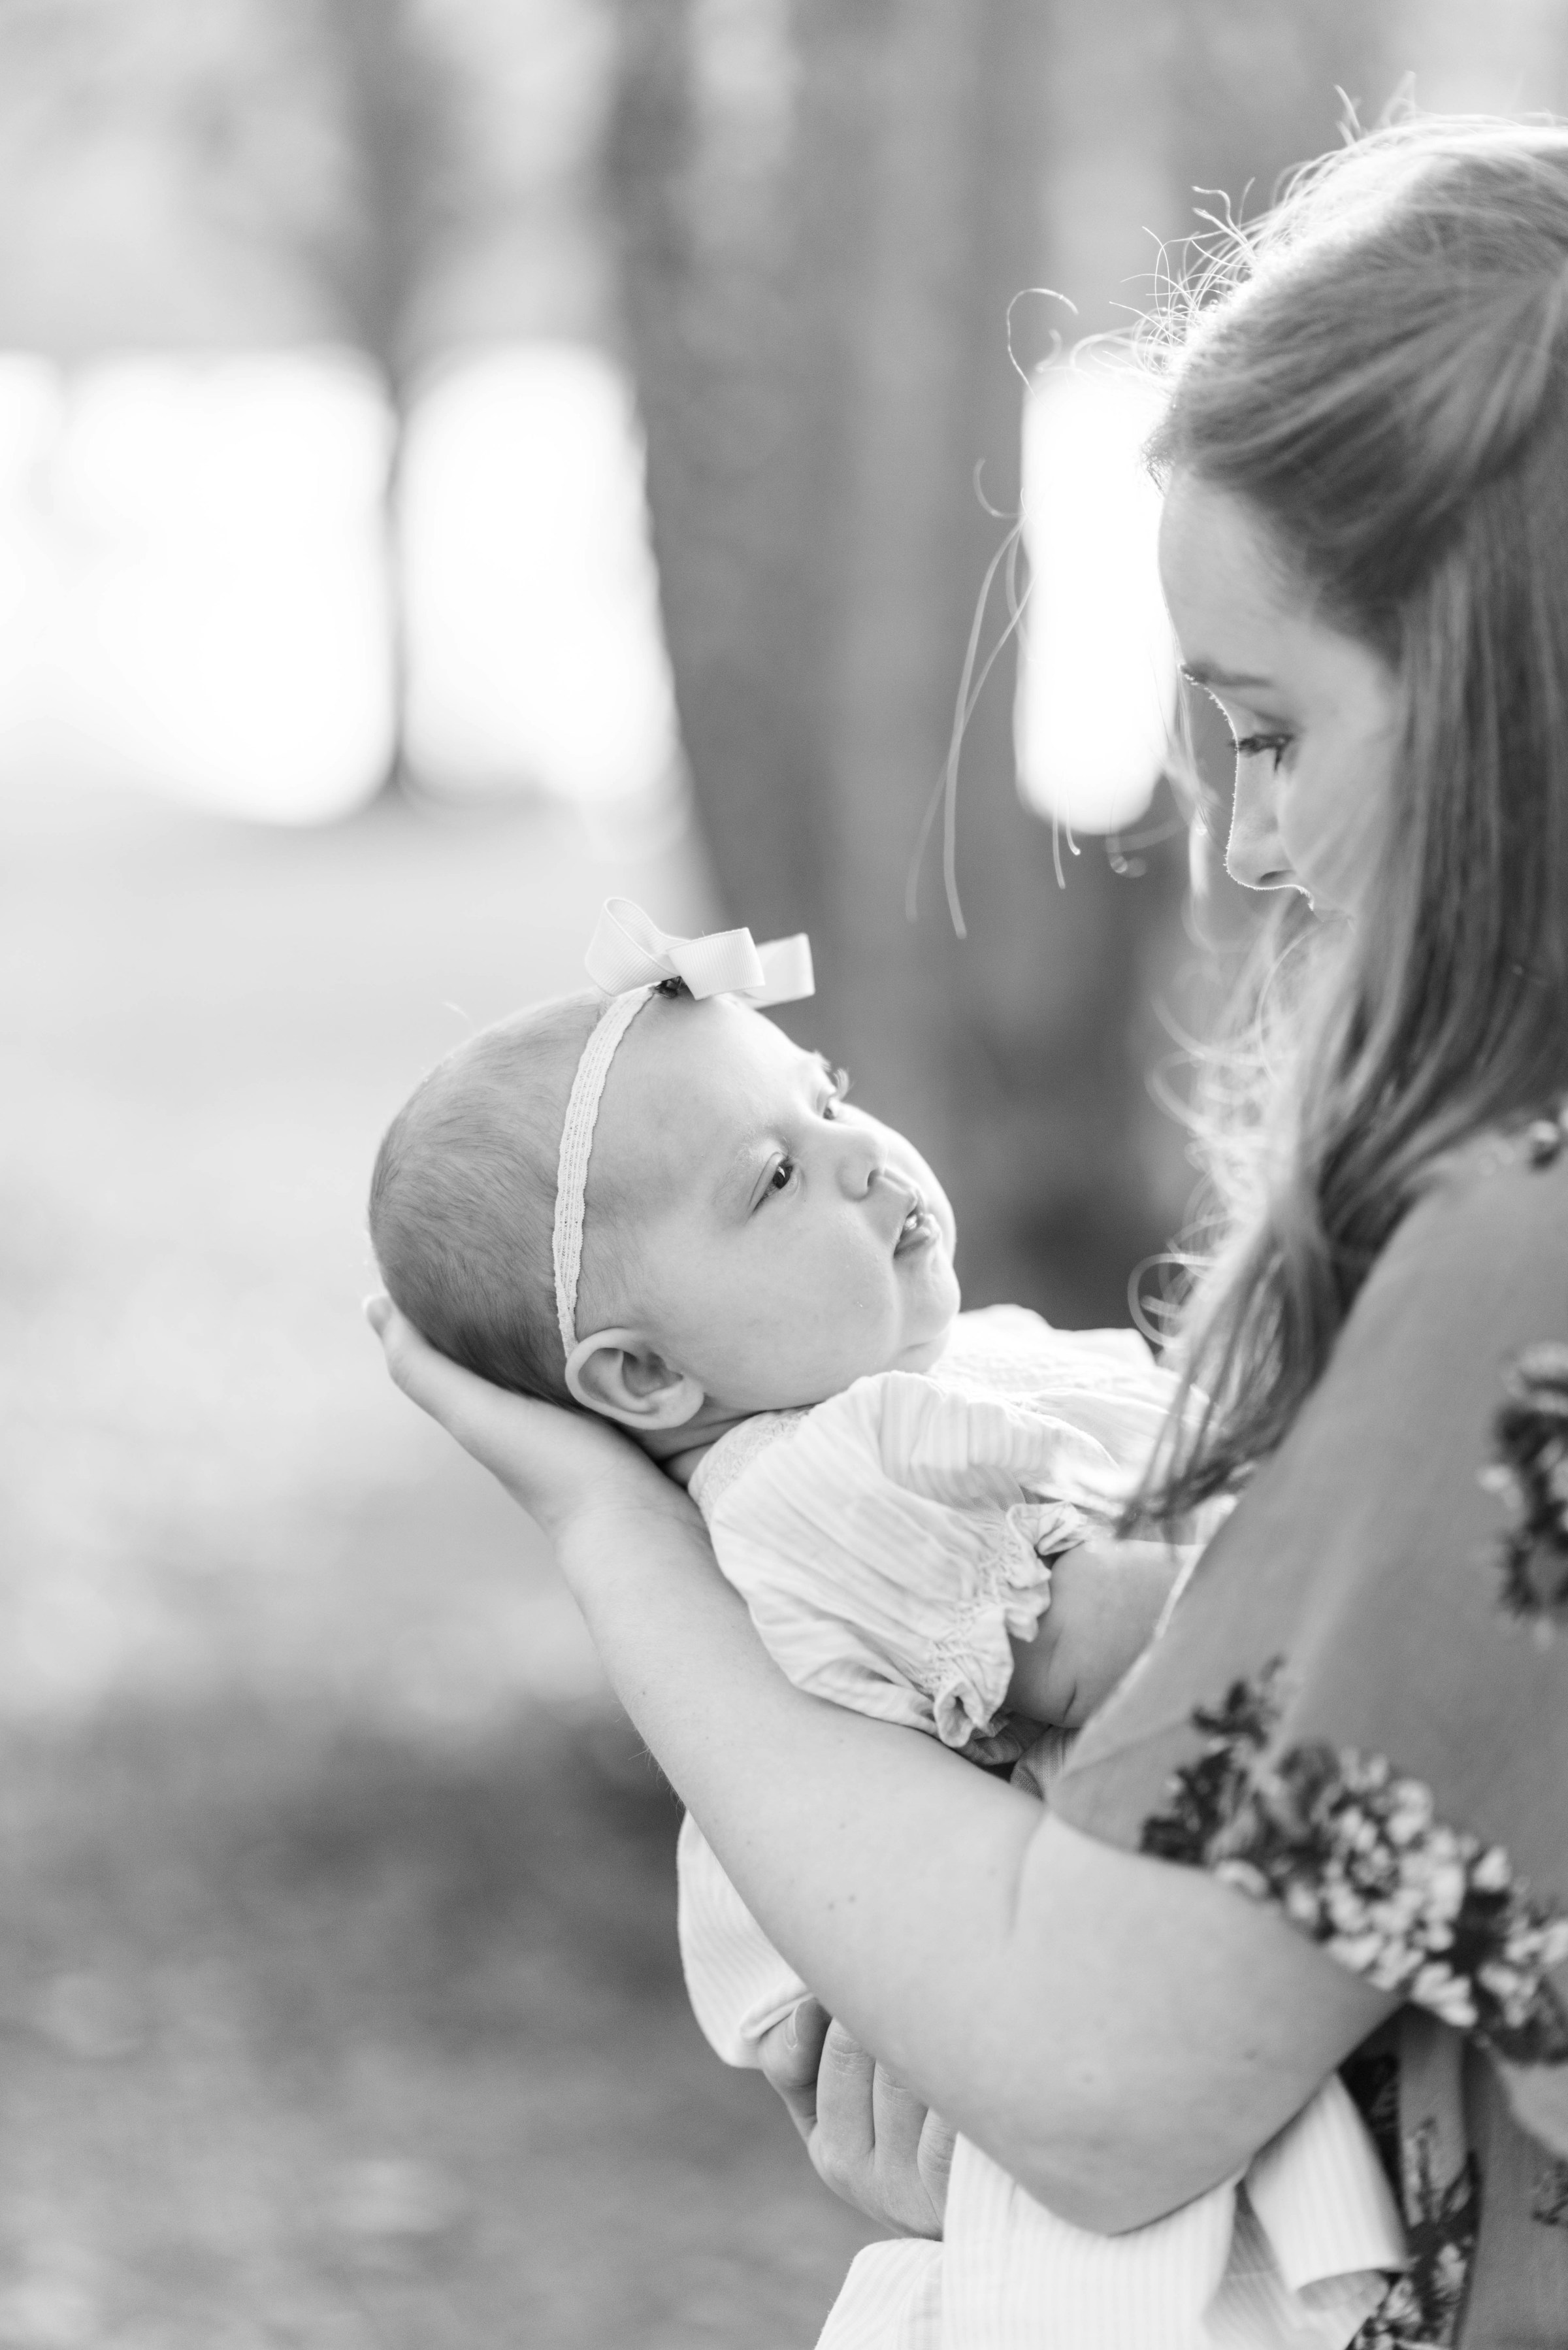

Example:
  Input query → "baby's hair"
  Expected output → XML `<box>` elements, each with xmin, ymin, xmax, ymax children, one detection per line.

<box><xmin>368</xmin><ymin>990</ymin><xmax>606</xmax><ymax>1405</ymax></box>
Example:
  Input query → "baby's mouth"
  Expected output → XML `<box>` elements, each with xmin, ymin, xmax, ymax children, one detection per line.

<box><xmin>892</xmin><ymin>1189</ymin><xmax>936</xmax><ymax>1255</ymax></box>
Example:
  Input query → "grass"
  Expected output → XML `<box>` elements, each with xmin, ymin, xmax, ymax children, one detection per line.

<box><xmin>0</xmin><ymin>774</ymin><xmax>874</xmax><ymax>2346</ymax></box>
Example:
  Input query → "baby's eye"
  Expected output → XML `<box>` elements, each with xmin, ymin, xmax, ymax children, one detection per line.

<box><xmin>765</xmin><ymin>1156</ymin><xmax>798</xmax><ymax>1197</ymax></box>
<box><xmin>1234</xmin><ymin>731</ymin><xmax>1293</xmax><ymax>771</ymax></box>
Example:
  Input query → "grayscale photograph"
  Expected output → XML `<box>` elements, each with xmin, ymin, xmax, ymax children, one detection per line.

<box><xmin>1</xmin><ymin>1</ymin><xmax>1566</xmax><ymax>2345</ymax></box>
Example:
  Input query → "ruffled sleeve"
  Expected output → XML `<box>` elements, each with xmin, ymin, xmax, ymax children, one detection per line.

<box><xmin>705</xmin><ymin>1369</ymin><xmax>1133</xmax><ymax>1757</ymax></box>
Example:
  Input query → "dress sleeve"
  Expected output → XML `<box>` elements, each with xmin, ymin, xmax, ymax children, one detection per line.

<box><xmin>705</xmin><ymin>1372</ymin><xmax>1120</xmax><ymax>1757</ymax></box>
<box><xmin>1051</xmin><ymin>1138</ymin><xmax>1568</xmax><ymax>2093</ymax></box>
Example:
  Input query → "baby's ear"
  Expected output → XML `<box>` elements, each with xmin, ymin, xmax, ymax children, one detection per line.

<box><xmin>564</xmin><ymin>1331</ymin><xmax>706</xmax><ymax>1431</ymax></box>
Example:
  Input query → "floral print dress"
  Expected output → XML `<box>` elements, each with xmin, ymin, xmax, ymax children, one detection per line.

<box><xmin>1051</xmin><ymin>1118</ymin><xmax>1568</xmax><ymax>2347</ymax></box>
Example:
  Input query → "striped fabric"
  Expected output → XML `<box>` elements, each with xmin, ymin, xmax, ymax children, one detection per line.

<box><xmin>677</xmin><ymin>1811</ymin><xmax>808</xmax><ymax>2063</ymax></box>
<box><xmin>688</xmin><ymin>1308</ymin><xmax>1187</xmax><ymax>1764</ymax></box>
<box><xmin>807</xmin><ymin>2093</ymin><xmax>1399</xmax><ymax>2350</ymax></box>
<box><xmin>816</xmin><ymin>2242</ymin><xmax>945</xmax><ymax>2350</ymax></box>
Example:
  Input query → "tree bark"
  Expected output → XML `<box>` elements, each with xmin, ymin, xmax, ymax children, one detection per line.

<box><xmin>607</xmin><ymin>0</ymin><xmax>1187</xmax><ymax>1323</ymax></box>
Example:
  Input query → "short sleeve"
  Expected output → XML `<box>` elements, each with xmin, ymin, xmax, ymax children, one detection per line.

<box><xmin>706</xmin><ymin>1372</ymin><xmax>1122</xmax><ymax>1756</ymax></box>
<box><xmin>1052</xmin><ymin>1138</ymin><xmax>1568</xmax><ymax>2079</ymax></box>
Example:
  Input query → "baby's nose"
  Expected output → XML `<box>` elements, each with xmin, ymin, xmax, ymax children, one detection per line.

<box><xmin>836</xmin><ymin>1124</ymin><xmax>889</xmax><ymax>1195</ymax></box>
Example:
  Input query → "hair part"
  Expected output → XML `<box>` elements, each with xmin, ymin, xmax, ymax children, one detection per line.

<box><xmin>1136</xmin><ymin>114</ymin><xmax>1568</xmax><ymax>1521</ymax></box>
<box><xmin>368</xmin><ymin>991</ymin><xmax>608</xmax><ymax>1406</ymax></box>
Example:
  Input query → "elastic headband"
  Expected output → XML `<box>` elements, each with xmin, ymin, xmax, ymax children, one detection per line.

<box><xmin>551</xmin><ymin>899</ymin><xmax>814</xmax><ymax>1363</ymax></box>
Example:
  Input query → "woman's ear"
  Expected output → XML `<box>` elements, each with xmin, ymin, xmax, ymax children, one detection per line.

<box><xmin>564</xmin><ymin>1329</ymin><xmax>706</xmax><ymax>1431</ymax></box>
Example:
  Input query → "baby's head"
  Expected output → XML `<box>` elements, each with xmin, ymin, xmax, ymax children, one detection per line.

<box><xmin>370</xmin><ymin>979</ymin><xmax>960</xmax><ymax>1449</ymax></box>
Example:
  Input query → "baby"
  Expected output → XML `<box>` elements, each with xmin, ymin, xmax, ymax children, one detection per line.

<box><xmin>370</xmin><ymin>902</ymin><xmax>1406</xmax><ymax>2350</ymax></box>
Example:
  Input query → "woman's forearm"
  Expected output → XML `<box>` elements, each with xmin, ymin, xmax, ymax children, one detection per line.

<box><xmin>367</xmin><ymin>1293</ymin><xmax>1390</xmax><ymax>2227</ymax></box>
<box><xmin>561</xmin><ymin>1504</ymin><xmax>1045</xmax><ymax>2104</ymax></box>
<box><xmin>557</xmin><ymin>1503</ymin><xmax>1394</xmax><ymax>2228</ymax></box>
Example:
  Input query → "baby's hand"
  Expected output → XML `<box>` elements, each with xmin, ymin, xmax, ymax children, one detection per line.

<box><xmin>1005</xmin><ymin>1538</ymin><xmax>1191</xmax><ymax>1730</ymax></box>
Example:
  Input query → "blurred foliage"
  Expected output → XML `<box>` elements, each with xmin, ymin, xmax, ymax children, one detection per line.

<box><xmin>0</xmin><ymin>0</ymin><xmax>513</xmax><ymax>789</ymax></box>
<box><xmin>0</xmin><ymin>0</ymin><xmax>496</xmax><ymax>380</ymax></box>
<box><xmin>181</xmin><ymin>0</ymin><xmax>481</xmax><ymax>397</ymax></box>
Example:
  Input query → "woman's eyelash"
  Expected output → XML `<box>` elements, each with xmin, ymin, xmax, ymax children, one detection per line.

<box><xmin>1234</xmin><ymin>732</ymin><xmax>1292</xmax><ymax>769</ymax></box>
<box><xmin>823</xmin><ymin>1065</ymin><xmax>853</xmax><ymax>1117</ymax></box>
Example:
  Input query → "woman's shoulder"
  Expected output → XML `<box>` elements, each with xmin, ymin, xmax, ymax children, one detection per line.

<box><xmin>1325</xmin><ymin>1108</ymin><xmax>1568</xmax><ymax>1404</ymax></box>
<box><xmin>1055</xmin><ymin>1105</ymin><xmax>1568</xmax><ymax>1893</ymax></box>
<box><xmin>1382</xmin><ymin>1108</ymin><xmax>1568</xmax><ymax>1287</ymax></box>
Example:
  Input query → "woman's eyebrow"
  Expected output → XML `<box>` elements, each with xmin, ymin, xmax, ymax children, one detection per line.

<box><xmin>1180</xmin><ymin>659</ymin><xmax>1276</xmax><ymax>692</ymax></box>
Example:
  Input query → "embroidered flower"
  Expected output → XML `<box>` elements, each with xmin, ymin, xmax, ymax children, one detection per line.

<box><xmin>1140</xmin><ymin>1663</ymin><xmax>1568</xmax><ymax>2064</ymax></box>
<box><xmin>1350</xmin><ymin>2123</ymin><xmax>1478</xmax><ymax>2349</ymax></box>
<box><xmin>1533</xmin><ymin>2157</ymin><xmax>1568</xmax><ymax>2230</ymax></box>
<box><xmin>1480</xmin><ymin>1342</ymin><xmax>1568</xmax><ymax>1636</ymax></box>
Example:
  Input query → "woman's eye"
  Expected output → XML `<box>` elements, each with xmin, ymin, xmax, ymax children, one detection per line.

<box><xmin>765</xmin><ymin>1157</ymin><xmax>797</xmax><ymax>1197</ymax></box>
<box><xmin>1235</xmin><ymin>731</ymin><xmax>1293</xmax><ymax>770</ymax></box>
<box><xmin>821</xmin><ymin>1066</ymin><xmax>852</xmax><ymax>1120</ymax></box>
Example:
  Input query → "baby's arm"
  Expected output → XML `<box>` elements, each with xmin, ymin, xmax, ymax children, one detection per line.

<box><xmin>1006</xmin><ymin>1538</ymin><xmax>1191</xmax><ymax>1730</ymax></box>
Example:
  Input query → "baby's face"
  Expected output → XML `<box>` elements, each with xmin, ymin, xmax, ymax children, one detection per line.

<box><xmin>585</xmin><ymin>994</ymin><xmax>960</xmax><ymax>1414</ymax></box>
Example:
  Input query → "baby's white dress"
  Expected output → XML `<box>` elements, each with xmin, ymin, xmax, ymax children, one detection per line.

<box><xmin>678</xmin><ymin>1308</ymin><xmax>1409</xmax><ymax>2350</ymax></box>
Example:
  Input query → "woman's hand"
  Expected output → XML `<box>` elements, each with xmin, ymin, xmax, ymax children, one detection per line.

<box><xmin>757</xmin><ymin>1997</ymin><xmax>954</xmax><ymax>2239</ymax></box>
<box><xmin>365</xmin><ymin>1296</ymin><xmax>693</xmax><ymax>1544</ymax></box>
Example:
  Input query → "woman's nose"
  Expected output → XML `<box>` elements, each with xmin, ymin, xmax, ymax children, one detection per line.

<box><xmin>1226</xmin><ymin>768</ymin><xmax>1296</xmax><ymax>891</ymax></box>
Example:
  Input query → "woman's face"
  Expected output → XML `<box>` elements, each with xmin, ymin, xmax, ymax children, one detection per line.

<box><xmin>1157</xmin><ymin>471</ymin><xmax>1403</xmax><ymax>918</ymax></box>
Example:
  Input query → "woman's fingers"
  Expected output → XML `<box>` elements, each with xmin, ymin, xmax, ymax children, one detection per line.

<box><xmin>916</xmin><ymin>2107</ymin><xmax>957</xmax><ymax>2222</ymax></box>
<box><xmin>363</xmin><ymin>1295</ymin><xmax>663</xmax><ymax>1533</ymax></box>
<box><xmin>365</xmin><ymin>1295</ymin><xmax>499</xmax><ymax>1449</ymax></box>
<box><xmin>868</xmin><ymin>2059</ymin><xmax>950</xmax><ymax>2238</ymax></box>
<box><xmin>757</xmin><ymin>1997</ymin><xmax>832</xmax><ymax>2143</ymax></box>
<box><xmin>806</xmin><ymin>2020</ymin><xmax>879</xmax><ymax>2209</ymax></box>
<box><xmin>806</xmin><ymin>2019</ymin><xmax>948</xmax><ymax>2238</ymax></box>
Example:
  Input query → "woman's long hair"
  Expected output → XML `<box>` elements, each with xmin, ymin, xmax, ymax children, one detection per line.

<box><xmin>1138</xmin><ymin>117</ymin><xmax>1568</xmax><ymax>1522</ymax></box>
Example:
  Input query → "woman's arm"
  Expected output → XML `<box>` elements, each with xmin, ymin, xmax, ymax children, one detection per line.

<box><xmin>370</xmin><ymin>1301</ymin><xmax>1396</xmax><ymax>2231</ymax></box>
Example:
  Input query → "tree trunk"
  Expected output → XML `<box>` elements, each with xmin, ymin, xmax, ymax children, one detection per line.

<box><xmin>608</xmin><ymin>0</ymin><xmax>1188</xmax><ymax>1324</ymax></box>
<box><xmin>380</xmin><ymin>387</ymin><xmax>411</xmax><ymax>799</ymax></box>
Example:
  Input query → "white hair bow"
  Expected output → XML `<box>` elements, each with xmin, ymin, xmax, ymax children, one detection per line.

<box><xmin>584</xmin><ymin>897</ymin><xmax>814</xmax><ymax>1007</ymax></box>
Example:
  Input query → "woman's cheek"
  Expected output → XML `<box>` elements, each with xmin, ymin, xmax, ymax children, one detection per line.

<box><xmin>1287</xmin><ymin>714</ymin><xmax>1399</xmax><ymax>917</ymax></box>
<box><xmin>1282</xmin><ymin>789</ymin><xmax>1374</xmax><ymax>917</ymax></box>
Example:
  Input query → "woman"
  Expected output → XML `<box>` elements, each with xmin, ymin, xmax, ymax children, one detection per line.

<box><xmin>368</xmin><ymin>118</ymin><xmax>1568</xmax><ymax>2344</ymax></box>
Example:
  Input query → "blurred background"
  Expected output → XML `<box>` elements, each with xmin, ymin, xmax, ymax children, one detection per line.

<box><xmin>2</xmin><ymin>2</ymin><xmax>1565</xmax><ymax>2343</ymax></box>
